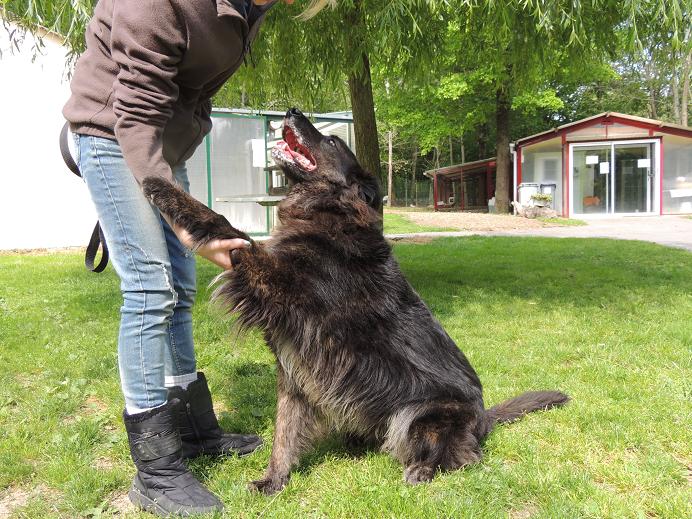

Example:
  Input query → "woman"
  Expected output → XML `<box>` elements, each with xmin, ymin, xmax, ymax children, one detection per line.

<box><xmin>63</xmin><ymin>0</ymin><xmax>332</xmax><ymax>515</ymax></box>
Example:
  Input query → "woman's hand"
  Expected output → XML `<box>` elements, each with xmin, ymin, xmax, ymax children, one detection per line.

<box><xmin>172</xmin><ymin>223</ymin><xmax>250</xmax><ymax>270</ymax></box>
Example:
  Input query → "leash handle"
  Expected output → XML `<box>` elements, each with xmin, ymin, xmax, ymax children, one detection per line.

<box><xmin>60</xmin><ymin>122</ymin><xmax>81</xmax><ymax>177</ymax></box>
<box><xmin>85</xmin><ymin>222</ymin><xmax>109</xmax><ymax>273</ymax></box>
<box><xmin>60</xmin><ymin>122</ymin><xmax>109</xmax><ymax>273</ymax></box>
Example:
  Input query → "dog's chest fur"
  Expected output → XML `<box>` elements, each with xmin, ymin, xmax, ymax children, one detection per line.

<box><xmin>272</xmin><ymin>336</ymin><xmax>375</xmax><ymax>433</ymax></box>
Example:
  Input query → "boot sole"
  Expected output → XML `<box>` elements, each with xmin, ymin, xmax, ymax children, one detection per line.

<box><xmin>128</xmin><ymin>487</ymin><xmax>171</xmax><ymax>517</ymax></box>
<box><xmin>128</xmin><ymin>485</ymin><xmax>222</xmax><ymax>517</ymax></box>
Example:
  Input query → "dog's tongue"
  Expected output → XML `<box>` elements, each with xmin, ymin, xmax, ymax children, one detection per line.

<box><xmin>275</xmin><ymin>140</ymin><xmax>316</xmax><ymax>171</ymax></box>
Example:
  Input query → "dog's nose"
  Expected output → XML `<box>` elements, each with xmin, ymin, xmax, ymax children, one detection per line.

<box><xmin>287</xmin><ymin>107</ymin><xmax>303</xmax><ymax>118</ymax></box>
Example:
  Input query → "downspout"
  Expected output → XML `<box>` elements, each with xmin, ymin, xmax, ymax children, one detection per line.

<box><xmin>659</xmin><ymin>138</ymin><xmax>664</xmax><ymax>215</ymax></box>
<box><xmin>511</xmin><ymin>142</ymin><xmax>517</xmax><ymax>214</ymax></box>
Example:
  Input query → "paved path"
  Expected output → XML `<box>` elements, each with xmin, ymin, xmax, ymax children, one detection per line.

<box><xmin>386</xmin><ymin>215</ymin><xmax>692</xmax><ymax>252</ymax></box>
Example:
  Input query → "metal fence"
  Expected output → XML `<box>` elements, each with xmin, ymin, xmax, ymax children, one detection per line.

<box><xmin>388</xmin><ymin>177</ymin><xmax>433</xmax><ymax>208</ymax></box>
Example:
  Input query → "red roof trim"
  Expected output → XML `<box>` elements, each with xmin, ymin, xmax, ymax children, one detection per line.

<box><xmin>425</xmin><ymin>158</ymin><xmax>496</xmax><ymax>179</ymax></box>
<box><xmin>516</xmin><ymin>113</ymin><xmax>692</xmax><ymax>149</ymax></box>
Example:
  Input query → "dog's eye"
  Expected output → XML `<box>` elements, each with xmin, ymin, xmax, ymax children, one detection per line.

<box><xmin>328</xmin><ymin>138</ymin><xmax>337</xmax><ymax>147</ymax></box>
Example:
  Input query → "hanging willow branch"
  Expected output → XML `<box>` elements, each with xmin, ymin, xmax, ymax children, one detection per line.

<box><xmin>1</xmin><ymin>0</ymin><xmax>94</xmax><ymax>64</ymax></box>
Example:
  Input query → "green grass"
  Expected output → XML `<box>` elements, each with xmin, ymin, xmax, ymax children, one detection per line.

<box><xmin>383</xmin><ymin>212</ymin><xmax>456</xmax><ymax>233</ymax></box>
<box><xmin>537</xmin><ymin>217</ymin><xmax>588</xmax><ymax>226</ymax></box>
<box><xmin>1</xmin><ymin>237</ymin><xmax>691</xmax><ymax>518</ymax></box>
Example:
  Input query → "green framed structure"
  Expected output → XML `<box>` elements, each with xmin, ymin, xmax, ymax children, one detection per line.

<box><xmin>187</xmin><ymin>108</ymin><xmax>354</xmax><ymax>235</ymax></box>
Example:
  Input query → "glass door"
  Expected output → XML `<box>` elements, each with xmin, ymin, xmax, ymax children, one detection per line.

<box><xmin>613</xmin><ymin>143</ymin><xmax>654</xmax><ymax>213</ymax></box>
<box><xmin>571</xmin><ymin>140</ymin><xmax>658</xmax><ymax>216</ymax></box>
<box><xmin>572</xmin><ymin>145</ymin><xmax>611</xmax><ymax>214</ymax></box>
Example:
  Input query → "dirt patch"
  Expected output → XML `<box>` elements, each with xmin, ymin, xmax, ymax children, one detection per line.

<box><xmin>387</xmin><ymin>236</ymin><xmax>435</xmax><ymax>245</ymax></box>
<box><xmin>82</xmin><ymin>395</ymin><xmax>109</xmax><ymax>415</ymax></box>
<box><xmin>390</xmin><ymin>209</ymin><xmax>546</xmax><ymax>231</ymax></box>
<box><xmin>13</xmin><ymin>374</ymin><xmax>34</xmax><ymax>389</ymax></box>
<box><xmin>108</xmin><ymin>491</ymin><xmax>135</xmax><ymax>515</ymax></box>
<box><xmin>0</xmin><ymin>484</ymin><xmax>57</xmax><ymax>517</ymax></box>
<box><xmin>509</xmin><ymin>504</ymin><xmax>538</xmax><ymax>519</ymax></box>
<box><xmin>0</xmin><ymin>247</ymin><xmax>86</xmax><ymax>256</ymax></box>
<box><xmin>63</xmin><ymin>396</ymin><xmax>111</xmax><ymax>425</ymax></box>
<box><xmin>93</xmin><ymin>457</ymin><xmax>116</xmax><ymax>470</ymax></box>
<box><xmin>386</xmin><ymin>208</ymin><xmax>558</xmax><ymax>232</ymax></box>
<box><xmin>213</xmin><ymin>401</ymin><xmax>229</xmax><ymax>415</ymax></box>
<box><xmin>0</xmin><ymin>486</ymin><xmax>32</xmax><ymax>518</ymax></box>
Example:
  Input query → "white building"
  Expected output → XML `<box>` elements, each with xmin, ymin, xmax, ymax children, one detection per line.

<box><xmin>0</xmin><ymin>22</ymin><xmax>97</xmax><ymax>250</ymax></box>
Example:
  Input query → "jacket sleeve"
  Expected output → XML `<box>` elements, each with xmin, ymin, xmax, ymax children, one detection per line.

<box><xmin>110</xmin><ymin>0</ymin><xmax>186</xmax><ymax>183</ymax></box>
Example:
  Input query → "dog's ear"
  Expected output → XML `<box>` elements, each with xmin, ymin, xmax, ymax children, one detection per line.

<box><xmin>358</xmin><ymin>175</ymin><xmax>382</xmax><ymax>211</ymax></box>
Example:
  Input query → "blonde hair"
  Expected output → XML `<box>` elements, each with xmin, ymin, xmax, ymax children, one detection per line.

<box><xmin>298</xmin><ymin>0</ymin><xmax>337</xmax><ymax>20</ymax></box>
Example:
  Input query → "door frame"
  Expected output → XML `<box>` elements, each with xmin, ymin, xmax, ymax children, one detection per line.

<box><xmin>569</xmin><ymin>139</ymin><xmax>661</xmax><ymax>217</ymax></box>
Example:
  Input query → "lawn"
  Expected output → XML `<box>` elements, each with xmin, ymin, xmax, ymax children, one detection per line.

<box><xmin>1</xmin><ymin>237</ymin><xmax>690</xmax><ymax>518</ymax></box>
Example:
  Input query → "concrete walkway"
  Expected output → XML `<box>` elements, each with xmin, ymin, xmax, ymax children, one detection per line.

<box><xmin>386</xmin><ymin>215</ymin><xmax>692</xmax><ymax>252</ymax></box>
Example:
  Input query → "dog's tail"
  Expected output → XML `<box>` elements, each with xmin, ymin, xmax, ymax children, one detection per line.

<box><xmin>484</xmin><ymin>390</ymin><xmax>569</xmax><ymax>432</ymax></box>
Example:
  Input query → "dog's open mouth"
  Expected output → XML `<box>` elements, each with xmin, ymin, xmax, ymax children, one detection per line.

<box><xmin>273</xmin><ymin>126</ymin><xmax>317</xmax><ymax>172</ymax></box>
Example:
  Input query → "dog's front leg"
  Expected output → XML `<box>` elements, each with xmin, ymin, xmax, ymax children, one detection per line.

<box><xmin>141</xmin><ymin>176</ymin><xmax>251</xmax><ymax>247</ymax></box>
<box><xmin>250</xmin><ymin>366</ymin><xmax>325</xmax><ymax>495</ymax></box>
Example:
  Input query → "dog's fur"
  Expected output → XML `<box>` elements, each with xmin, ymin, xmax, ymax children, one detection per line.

<box><xmin>142</xmin><ymin>109</ymin><xmax>569</xmax><ymax>495</ymax></box>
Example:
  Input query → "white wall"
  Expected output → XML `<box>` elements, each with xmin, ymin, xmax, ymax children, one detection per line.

<box><xmin>0</xmin><ymin>24</ymin><xmax>96</xmax><ymax>250</ymax></box>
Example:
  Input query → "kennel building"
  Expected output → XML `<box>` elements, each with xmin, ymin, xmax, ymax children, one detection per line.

<box><xmin>424</xmin><ymin>158</ymin><xmax>499</xmax><ymax>212</ymax></box>
<box><xmin>425</xmin><ymin>112</ymin><xmax>692</xmax><ymax>217</ymax></box>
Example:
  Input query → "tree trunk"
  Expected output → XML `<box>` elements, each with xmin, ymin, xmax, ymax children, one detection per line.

<box><xmin>411</xmin><ymin>144</ymin><xmax>419</xmax><ymax>206</ymax></box>
<box><xmin>645</xmin><ymin>60</ymin><xmax>658</xmax><ymax>119</ymax></box>
<box><xmin>494</xmin><ymin>88</ymin><xmax>511</xmax><ymax>214</ymax></box>
<box><xmin>477</xmin><ymin>123</ymin><xmax>488</xmax><ymax>160</ymax></box>
<box><xmin>348</xmin><ymin>52</ymin><xmax>382</xmax><ymax>182</ymax></box>
<box><xmin>681</xmin><ymin>47</ymin><xmax>691</xmax><ymax>127</ymax></box>
<box><xmin>648</xmin><ymin>88</ymin><xmax>658</xmax><ymax>120</ymax></box>
<box><xmin>449</xmin><ymin>136</ymin><xmax>454</xmax><ymax>165</ymax></box>
<box><xmin>387</xmin><ymin>131</ymin><xmax>393</xmax><ymax>206</ymax></box>
<box><xmin>460</xmin><ymin>134</ymin><xmax>465</xmax><ymax>164</ymax></box>
<box><xmin>672</xmin><ymin>51</ymin><xmax>681</xmax><ymax>124</ymax></box>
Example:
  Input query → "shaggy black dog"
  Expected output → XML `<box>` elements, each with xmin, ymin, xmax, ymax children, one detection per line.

<box><xmin>142</xmin><ymin>108</ymin><xmax>569</xmax><ymax>495</ymax></box>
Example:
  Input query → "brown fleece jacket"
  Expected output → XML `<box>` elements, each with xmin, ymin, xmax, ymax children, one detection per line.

<box><xmin>63</xmin><ymin>0</ymin><xmax>270</xmax><ymax>182</ymax></box>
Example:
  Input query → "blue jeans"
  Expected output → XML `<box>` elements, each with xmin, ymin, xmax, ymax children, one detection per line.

<box><xmin>75</xmin><ymin>134</ymin><xmax>197</xmax><ymax>412</ymax></box>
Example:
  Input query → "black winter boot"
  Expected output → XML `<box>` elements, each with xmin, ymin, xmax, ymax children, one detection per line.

<box><xmin>124</xmin><ymin>400</ymin><xmax>224</xmax><ymax>517</ymax></box>
<box><xmin>168</xmin><ymin>372</ymin><xmax>263</xmax><ymax>460</ymax></box>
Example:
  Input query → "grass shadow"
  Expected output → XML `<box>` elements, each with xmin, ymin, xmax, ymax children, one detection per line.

<box><xmin>395</xmin><ymin>236</ymin><xmax>692</xmax><ymax>319</ymax></box>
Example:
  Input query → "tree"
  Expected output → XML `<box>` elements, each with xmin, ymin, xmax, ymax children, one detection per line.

<box><xmin>415</xmin><ymin>0</ymin><xmax>689</xmax><ymax>213</ymax></box>
<box><xmin>218</xmin><ymin>0</ymin><xmax>445</xmax><ymax>184</ymax></box>
<box><xmin>1</xmin><ymin>0</ymin><xmax>94</xmax><ymax>62</ymax></box>
<box><xmin>6</xmin><ymin>0</ymin><xmax>688</xmax><ymax>206</ymax></box>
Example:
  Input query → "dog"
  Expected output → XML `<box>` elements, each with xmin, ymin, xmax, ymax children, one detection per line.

<box><xmin>142</xmin><ymin>108</ymin><xmax>569</xmax><ymax>495</ymax></box>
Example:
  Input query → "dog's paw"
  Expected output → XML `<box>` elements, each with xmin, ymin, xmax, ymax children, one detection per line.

<box><xmin>141</xmin><ymin>176</ymin><xmax>172</xmax><ymax>202</ymax></box>
<box><xmin>231</xmin><ymin>247</ymin><xmax>245</xmax><ymax>268</ymax></box>
<box><xmin>403</xmin><ymin>464</ymin><xmax>435</xmax><ymax>485</ymax></box>
<box><xmin>141</xmin><ymin>177</ymin><xmax>184</xmax><ymax>215</ymax></box>
<box><xmin>248</xmin><ymin>476</ymin><xmax>287</xmax><ymax>495</ymax></box>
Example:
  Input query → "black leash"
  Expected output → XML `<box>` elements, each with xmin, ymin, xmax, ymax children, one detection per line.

<box><xmin>59</xmin><ymin>121</ymin><xmax>109</xmax><ymax>273</ymax></box>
